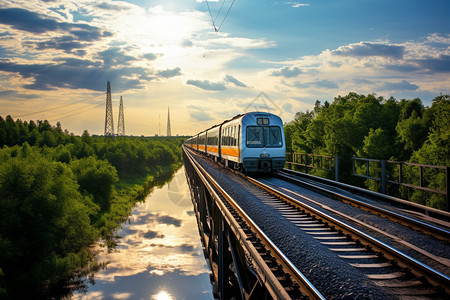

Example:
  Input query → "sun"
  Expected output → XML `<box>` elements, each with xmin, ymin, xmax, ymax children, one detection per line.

<box><xmin>152</xmin><ymin>290</ymin><xmax>173</xmax><ymax>300</ymax></box>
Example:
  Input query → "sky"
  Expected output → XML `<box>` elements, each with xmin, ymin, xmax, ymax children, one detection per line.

<box><xmin>0</xmin><ymin>0</ymin><xmax>449</xmax><ymax>136</ymax></box>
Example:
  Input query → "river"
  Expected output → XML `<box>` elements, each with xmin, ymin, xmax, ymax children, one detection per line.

<box><xmin>73</xmin><ymin>166</ymin><xmax>214</xmax><ymax>300</ymax></box>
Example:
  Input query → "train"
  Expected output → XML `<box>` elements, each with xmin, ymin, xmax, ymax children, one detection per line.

<box><xmin>184</xmin><ymin>112</ymin><xmax>286</xmax><ymax>173</ymax></box>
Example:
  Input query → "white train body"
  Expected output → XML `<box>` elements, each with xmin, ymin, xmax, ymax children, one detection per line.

<box><xmin>185</xmin><ymin>112</ymin><xmax>285</xmax><ymax>173</ymax></box>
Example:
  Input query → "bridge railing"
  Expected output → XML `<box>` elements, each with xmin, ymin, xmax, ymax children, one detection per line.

<box><xmin>285</xmin><ymin>153</ymin><xmax>449</xmax><ymax>211</ymax></box>
<box><xmin>285</xmin><ymin>152</ymin><xmax>339</xmax><ymax>181</ymax></box>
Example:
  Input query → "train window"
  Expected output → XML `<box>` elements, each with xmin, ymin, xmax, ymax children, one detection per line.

<box><xmin>264</xmin><ymin>126</ymin><xmax>282</xmax><ymax>147</ymax></box>
<box><xmin>257</xmin><ymin>118</ymin><xmax>270</xmax><ymax>125</ymax></box>
<box><xmin>246</xmin><ymin>127</ymin><xmax>264</xmax><ymax>147</ymax></box>
<box><xmin>246</xmin><ymin>126</ymin><xmax>282</xmax><ymax>148</ymax></box>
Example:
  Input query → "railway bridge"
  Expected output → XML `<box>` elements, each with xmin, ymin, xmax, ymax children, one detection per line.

<box><xmin>182</xmin><ymin>146</ymin><xmax>450</xmax><ymax>300</ymax></box>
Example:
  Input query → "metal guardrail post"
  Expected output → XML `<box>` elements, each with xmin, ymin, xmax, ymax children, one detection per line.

<box><xmin>305</xmin><ymin>154</ymin><xmax>309</xmax><ymax>174</ymax></box>
<box><xmin>381</xmin><ymin>160</ymin><xmax>386</xmax><ymax>194</ymax></box>
<box><xmin>447</xmin><ymin>167</ymin><xmax>449</xmax><ymax>211</ymax></box>
<box><xmin>335</xmin><ymin>156</ymin><xmax>339</xmax><ymax>182</ymax></box>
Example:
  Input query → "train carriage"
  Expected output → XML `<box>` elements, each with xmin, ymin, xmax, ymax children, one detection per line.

<box><xmin>185</xmin><ymin>112</ymin><xmax>285</xmax><ymax>173</ymax></box>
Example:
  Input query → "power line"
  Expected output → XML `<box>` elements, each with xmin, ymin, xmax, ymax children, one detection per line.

<box><xmin>45</xmin><ymin>102</ymin><xmax>104</xmax><ymax>122</ymax></box>
<box><xmin>205</xmin><ymin>0</ymin><xmax>236</xmax><ymax>32</ymax></box>
<box><xmin>217</xmin><ymin>0</ymin><xmax>236</xmax><ymax>32</ymax></box>
<box><xmin>14</xmin><ymin>93</ymin><xmax>105</xmax><ymax>118</ymax></box>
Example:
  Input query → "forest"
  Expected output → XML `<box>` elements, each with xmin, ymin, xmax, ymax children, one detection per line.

<box><xmin>0</xmin><ymin>116</ymin><xmax>185</xmax><ymax>299</ymax></box>
<box><xmin>284</xmin><ymin>93</ymin><xmax>449</xmax><ymax>210</ymax></box>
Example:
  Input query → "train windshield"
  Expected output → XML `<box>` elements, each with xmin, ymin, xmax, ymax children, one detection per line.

<box><xmin>246</xmin><ymin>126</ymin><xmax>282</xmax><ymax>148</ymax></box>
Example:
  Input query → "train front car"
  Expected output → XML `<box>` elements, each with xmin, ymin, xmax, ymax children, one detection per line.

<box><xmin>240</xmin><ymin>112</ymin><xmax>285</xmax><ymax>173</ymax></box>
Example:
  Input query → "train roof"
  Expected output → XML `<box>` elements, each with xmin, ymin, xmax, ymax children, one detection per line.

<box><xmin>192</xmin><ymin>111</ymin><xmax>281</xmax><ymax>136</ymax></box>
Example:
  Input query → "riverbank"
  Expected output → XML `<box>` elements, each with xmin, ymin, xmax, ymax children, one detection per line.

<box><xmin>72</xmin><ymin>166</ymin><xmax>213</xmax><ymax>300</ymax></box>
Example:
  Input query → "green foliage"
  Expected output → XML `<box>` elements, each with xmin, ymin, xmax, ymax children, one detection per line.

<box><xmin>284</xmin><ymin>93</ymin><xmax>449</xmax><ymax>208</ymax></box>
<box><xmin>0</xmin><ymin>116</ymin><xmax>185</xmax><ymax>298</ymax></box>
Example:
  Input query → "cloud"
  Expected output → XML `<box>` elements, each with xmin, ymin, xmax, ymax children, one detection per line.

<box><xmin>0</xmin><ymin>8</ymin><xmax>111</xmax><ymax>40</ymax></box>
<box><xmin>415</xmin><ymin>54</ymin><xmax>450</xmax><ymax>73</ymax></box>
<box><xmin>94</xmin><ymin>2</ymin><xmax>130</xmax><ymax>11</ymax></box>
<box><xmin>332</xmin><ymin>42</ymin><xmax>405</xmax><ymax>59</ymax></box>
<box><xmin>157</xmin><ymin>67</ymin><xmax>182</xmax><ymax>78</ymax></box>
<box><xmin>27</xmin><ymin>36</ymin><xmax>89</xmax><ymax>53</ymax></box>
<box><xmin>143</xmin><ymin>53</ymin><xmax>158</xmax><ymax>60</ymax></box>
<box><xmin>98</xmin><ymin>47</ymin><xmax>136</xmax><ymax>66</ymax></box>
<box><xmin>182</xmin><ymin>39</ymin><xmax>194</xmax><ymax>47</ymax></box>
<box><xmin>224</xmin><ymin>74</ymin><xmax>247</xmax><ymax>87</ymax></box>
<box><xmin>314</xmin><ymin>80</ymin><xmax>338</xmax><ymax>89</ymax></box>
<box><xmin>0</xmin><ymin>60</ymin><xmax>147</xmax><ymax>92</ymax></box>
<box><xmin>380</xmin><ymin>80</ymin><xmax>419</xmax><ymax>91</ymax></box>
<box><xmin>156</xmin><ymin>215</ymin><xmax>182</xmax><ymax>227</ymax></box>
<box><xmin>271</xmin><ymin>66</ymin><xmax>302</xmax><ymax>78</ymax></box>
<box><xmin>186</xmin><ymin>79</ymin><xmax>227</xmax><ymax>91</ymax></box>
<box><xmin>285</xmin><ymin>2</ymin><xmax>310</xmax><ymax>8</ymax></box>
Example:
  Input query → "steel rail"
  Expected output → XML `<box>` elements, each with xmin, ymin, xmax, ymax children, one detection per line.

<box><xmin>248</xmin><ymin>176</ymin><xmax>450</xmax><ymax>296</ymax></box>
<box><xmin>281</xmin><ymin>168</ymin><xmax>450</xmax><ymax>223</ymax></box>
<box><xmin>278</xmin><ymin>170</ymin><xmax>450</xmax><ymax>241</ymax></box>
<box><xmin>184</xmin><ymin>146</ymin><xmax>325</xmax><ymax>300</ymax></box>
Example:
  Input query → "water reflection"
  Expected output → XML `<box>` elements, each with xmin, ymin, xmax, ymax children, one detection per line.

<box><xmin>73</xmin><ymin>167</ymin><xmax>213</xmax><ymax>299</ymax></box>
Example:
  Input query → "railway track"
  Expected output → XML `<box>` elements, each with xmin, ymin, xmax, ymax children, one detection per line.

<box><xmin>186</xmin><ymin>148</ymin><xmax>450</xmax><ymax>299</ymax></box>
<box><xmin>185</xmin><ymin>146</ymin><xmax>325</xmax><ymax>299</ymax></box>
<box><xmin>249</xmin><ymin>176</ymin><xmax>450</xmax><ymax>298</ymax></box>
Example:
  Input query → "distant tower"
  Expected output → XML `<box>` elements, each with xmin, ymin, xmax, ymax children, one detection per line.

<box><xmin>104</xmin><ymin>81</ymin><xmax>115</xmax><ymax>138</ymax></box>
<box><xmin>117</xmin><ymin>96</ymin><xmax>125</xmax><ymax>136</ymax></box>
<box><xmin>166</xmin><ymin>106</ymin><xmax>171</xmax><ymax>137</ymax></box>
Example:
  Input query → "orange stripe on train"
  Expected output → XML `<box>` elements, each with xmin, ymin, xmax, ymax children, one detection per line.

<box><xmin>222</xmin><ymin>147</ymin><xmax>239</xmax><ymax>157</ymax></box>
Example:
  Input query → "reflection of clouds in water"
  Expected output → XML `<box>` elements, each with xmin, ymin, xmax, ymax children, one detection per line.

<box><xmin>74</xmin><ymin>168</ymin><xmax>212</xmax><ymax>299</ymax></box>
<box><xmin>77</xmin><ymin>269</ymin><xmax>211</xmax><ymax>300</ymax></box>
<box><xmin>143</xmin><ymin>230</ymin><xmax>165</xmax><ymax>239</ymax></box>
<box><xmin>130</xmin><ymin>213</ymin><xmax>182</xmax><ymax>227</ymax></box>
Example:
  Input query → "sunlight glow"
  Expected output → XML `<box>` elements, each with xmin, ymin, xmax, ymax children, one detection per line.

<box><xmin>152</xmin><ymin>290</ymin><xmax>173</xmax><ymax>300</ymax></box>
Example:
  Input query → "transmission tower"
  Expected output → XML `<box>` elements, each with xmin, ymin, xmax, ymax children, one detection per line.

<box><xmin>166</xmin><ymin>106</ymin><xmax>171</xmax><ymax>137</ymax></box>
<box><xmin>117</xmin><ymin>96</ymin><xmax>125</xmax><ymax>136</ymax></box>
<box><xmin>104</xmin><ymin>81</ymin><xmax>115</xmax><ymax>139</ymax></box>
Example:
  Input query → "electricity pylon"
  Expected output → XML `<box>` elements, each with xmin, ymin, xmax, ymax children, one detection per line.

<box><xmin>166</xmin><ymin>106</ymin><xmax>171</xmax><ymax>137</ymax></box>
<box><xmin>117</xmin><ymin>96</ymin><xmax>125</xmax><ymax>136</ymax></box>
<box><xmin>104</xmin><ymin>81</ymin><xmax>115</xmax><ymax>139</ymax></box>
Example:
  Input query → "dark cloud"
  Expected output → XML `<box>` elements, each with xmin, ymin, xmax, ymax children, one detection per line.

<box><xmin>271</xmin><ymin>66</ymin><xmax>302</xmax><ymax>78</ymax></box>
<box><xmin>143</xmin><ymin>230</ymin><xmax>165</xmax><ymax>239</ymax></box>
<box><xmin>415</xmin><ymin>54</ymin><xmax>450</xmax><ymax>73</ymax></box>
<box><xmin>0</xmin><ymin>8</ymin><xmax>111</xmax><ymax>40</ymax></box>
<box><xmin>380</xmin><ymin>80</ymin><xmax>419</xmax><ymax>91</ymax></box>
<box><xmin>157</xmin><ymin>215</ymin><xmax>182</xmax><ymax>227</ymax></box>
<box><xmin>30</xmin><ymin>36</ymin><xmax>89</xmax><ymax>53</ymax></box>
<box><xmin>98</xmin><ymin>47</ymin><xmax>136</xmax><ymax>66</ymax></box>
<box><xmin>333</xmin><ymin>42</ymin><xmax>405</xmax><ymax>59</ymax></box>
<box><xmin>95</xmin><ymin>2</ymin><xmax>129</xmax><ymax>11</ymax></box>
<box><xmin>186</xmin><ymin>211</ymin><xmax>195</xmax><ymax>216</ymax></box>
<box><xmin>186</xmin><ymin>79</ymin><xmax>227</xmax><ymax>91</ymax></box>
<box><xmin>384</xmin><ymin>63</ymin><xmax>422</xmax><ymax>73</ymax></box>
<box><xmin>0</xmin><ymin>8</ymin><xmax>59</xmax><ymax>33</ymax></box>
<box><xmin>224</xmin><ymin>74</ymin><xmax>247</xmax><ymax>87</ymax></box>
<box><xmin>157</xmin><ymin>67</ymin><xmax>182</xmax><ymax>78</ymax></box>
<box><xmin>0</xmin><ymin>59</ymin><xmax>147</xmax><ymax>92</ymax></box>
